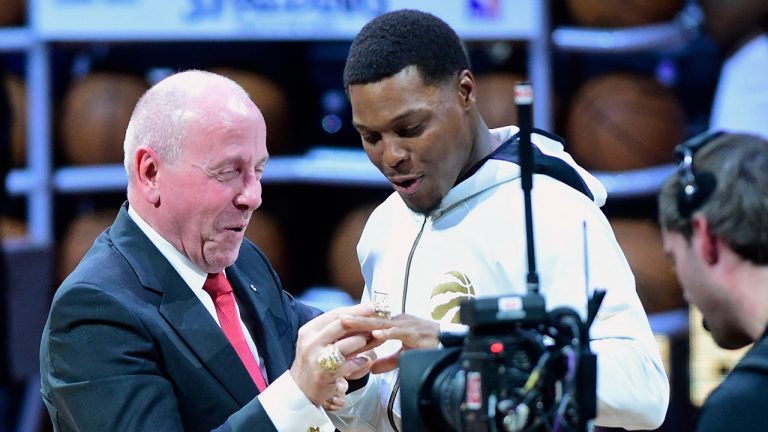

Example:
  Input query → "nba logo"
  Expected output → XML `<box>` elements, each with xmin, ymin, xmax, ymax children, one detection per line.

<box><xmin>468</xmin><ymin>0</ymin><xmax>500</xmax><ymax>18</ymax></box>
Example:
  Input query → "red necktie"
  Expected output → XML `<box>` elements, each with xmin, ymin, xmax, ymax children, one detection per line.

<box><xmin>203</xmin><ymin>272</ymin><xmax>268</xmax><ymax>392</ymax></box>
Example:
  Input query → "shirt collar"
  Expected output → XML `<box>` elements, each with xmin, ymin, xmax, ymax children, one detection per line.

<box><xmin>127</xmin><ymin>204</ymin><xmax>208</xmax><ymax>291</ymax></box>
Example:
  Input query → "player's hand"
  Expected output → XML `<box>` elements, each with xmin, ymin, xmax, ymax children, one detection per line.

<box><xmin>340</xmin><ymin>314</ymin><xmax>439</xmax><ymax>373</ymax></box>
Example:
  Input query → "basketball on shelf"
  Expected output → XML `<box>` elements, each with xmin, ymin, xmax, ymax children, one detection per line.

<box><xmin>475</xmin><ymin>72</ymin><xmax>525</xmax><ymax>129</ymax></box>
<box><xmin>0</xmin><ymin>217</ymin><xmax>27</xmax><ymax>239</ymax></box>
<box><xmin>60</xmin><ymin>72</ymin><xmax>149</xmax><ymax>165</ymax></box>
<box><xmin>212</xmin><ymin>68</ymin><xmax>291</xmax><ymax>154</ymax></box>
<box><xmin>244</xmin><ymin>210</ymin><xmax>289</xmax><ymax>287</ymax></box>
<box><xmin>565</xmin><ymin>0</ymin><xmax>685</xmax><ymax>28</ymax></box>
<box><xmin>0</xmin><ymin>0</ymin><xmax>25</xmax><ymax>27</ymax></box>
<box><xmin>57</xmin><ymin>209</ymin><xmax>117</xmax><ymax>284</ymax></box>
<box><xmin>3</xmin><ymin>72</ymin><xmax>27</xmax><ymax>168</ymax></box>
<box><xmin>328</xmin><ymin>204</ymin><xmax>376</xmax><ymax>301</ymax></box>
<box><xmin>699</xmin><ymin>0</ymin><xmax>768</xmax><ymax>47</ymax></box>
<box><xmin>566</xmin><ymin>72</ymin><xmax>685</xmax><ymax>171</ymax></box>
<box><xmin>609</xmin><ymin>218</ymin><xmax>684</xmax><ymax>314</ymax></box>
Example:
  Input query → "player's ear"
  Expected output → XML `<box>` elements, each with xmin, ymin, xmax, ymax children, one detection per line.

<box><xmin>457</xmin><ymin>70</ymin><xmax>476</xmax><ymax>109</ymax></box>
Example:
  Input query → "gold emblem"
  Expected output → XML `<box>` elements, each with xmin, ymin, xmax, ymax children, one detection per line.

<box><xmin>429</xmin><ymin>271</ymin><xmax>475</xmax><ymax>323</ymax></box>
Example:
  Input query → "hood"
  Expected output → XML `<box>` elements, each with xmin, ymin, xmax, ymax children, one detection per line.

<box><xmin>429</xmin><ymin>125</ymin><xmax>607</xmax><ymax>219</ymax></box>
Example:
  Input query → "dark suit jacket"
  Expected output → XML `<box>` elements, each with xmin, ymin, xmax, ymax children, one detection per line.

<box><xmin>40</xmin><ymin>203</ymin><xmax>321</xmax><ymax>431</ymax></box>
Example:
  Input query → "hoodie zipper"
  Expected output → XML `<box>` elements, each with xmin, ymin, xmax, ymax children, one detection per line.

<box><xmin>387</xmin><ymin>214</ymin><xmax>428</xmax><ymax>432</ymax></box>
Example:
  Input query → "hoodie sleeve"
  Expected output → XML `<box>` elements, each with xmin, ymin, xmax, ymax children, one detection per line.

<box><xmin>534</xmin><ymin>178</ymin><xmax>669</xmax><ymax>429</ymax></box>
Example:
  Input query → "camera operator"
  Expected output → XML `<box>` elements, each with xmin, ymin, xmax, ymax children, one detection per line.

<box><xmin>659</xmin><ymin>132</ymin><xmax>768</xmax><ymax>431</ymax></box>
<box><xmin>331</xmin><ymin>9</ymin><xmax>669</xmax><ymax>432</ymax></box>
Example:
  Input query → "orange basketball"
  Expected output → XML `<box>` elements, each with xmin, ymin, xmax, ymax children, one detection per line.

<box><xmin>58</xmin><ymin>209</ymin><xmax>117</xmax><ymax>283</ymax></box>
<box><xmin>0</xmin><ymin>216</ymin><xmax>27</xmax><ymax>239</ymax></box>
<box><xmin>212</xmin><ymin>68</ymin><xmax>291</xmax><ymax>154</ymax></box>
<box><xmin>4</xmin><ymin>73</ymin><xmax>27</xmax><ymax>167</ymax></box>
<box><xmin>328</xmin><ymin>205</ymin><xmax>376</xmax><ymax>301</ymax></box>
<box><xmin>699</xmin><ymin>0</ymin><xmax>768</xmax><ymax>47</ymax></box>
<box><xmin>0</xmin><ymin>0</ymin><xmax>25</xmax><ymax>26</ymax></box>
<box><xmin>475</xmin><ymin>72</ymin><xmax>525</xmax><ymax>129</ymax></box>
<box><xmin>565</xmin><ymin>0</ymin><xmax>685</xmax><ymax>28</ymax></box>
<box><xmin>244</xmin><ymin>210</ymin><xmax>288</xmax><ymax>281</ymax></box>
<box><xmin>610</xmin><ymin>218</ymin><xmax>684</xmax><ymax>314</ymax></box>
<box><xmin>60</xmin><ymin>72</ymin><xmax>149</xmax><ymax>165</ymax></box>
<box><xmin>566</xmin><ymin>73</ymin><xmax>685</xmax><ymax>171</ymax></box>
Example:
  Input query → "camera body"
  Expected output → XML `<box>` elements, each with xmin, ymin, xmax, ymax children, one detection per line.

<box><xmin>400</xmin><ymin>292</ymin><xmax>599</xmax><ymax>432</ymax></box>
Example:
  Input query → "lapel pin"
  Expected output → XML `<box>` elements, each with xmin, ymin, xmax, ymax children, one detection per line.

<box><xmin>249</xmin><ymin>284</ymin><xmax>258</xmax><ymax>292</ymax></box>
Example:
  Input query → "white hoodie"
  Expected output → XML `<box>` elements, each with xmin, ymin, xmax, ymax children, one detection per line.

<box><xmin>331</xmin><ymin>126</ymin><xmax>669</xmax><ymax>431</ymax></box>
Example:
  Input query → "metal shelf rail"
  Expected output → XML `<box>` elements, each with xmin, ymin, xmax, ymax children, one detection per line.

<box><xmin>5</xmin><ymin>0</ymin><xmax>551</xmax><ymax>246</ymax></box>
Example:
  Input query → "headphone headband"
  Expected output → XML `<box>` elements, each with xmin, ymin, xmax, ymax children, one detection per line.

<box><xmin>674</xmin><ymin>131</ymin><xmax>722</xmax><ymax>218</ymax></box>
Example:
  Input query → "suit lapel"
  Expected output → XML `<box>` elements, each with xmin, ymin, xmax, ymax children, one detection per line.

<box><xmin>110</xmin><ymin>204</ymin><xmax>258</xmax><ymax>406</ymax></box>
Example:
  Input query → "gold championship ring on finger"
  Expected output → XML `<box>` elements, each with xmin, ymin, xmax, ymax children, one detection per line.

<box><xmin>317</xmin><ymin>344</ymin><xmax>345</xmax><ymax>374</ymax></box>
<box><xmin>373</xmin><ymin>292</ymin><xmax>392</xmax><ymax>319</ymax></box>
<box><xmin>373</xmin><ymin>302</ymin><xmax>392</xmax><ymax>320</ymax></box>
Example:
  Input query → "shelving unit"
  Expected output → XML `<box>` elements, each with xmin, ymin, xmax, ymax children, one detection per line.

<box><xmin>1</xmin><ymin>24</ymin><xmax>54</xmax><ymax>432</ymax></box>
<box><xmin>544</xmin><ymin>4</ymin><xmax>706</xmax><ymax>199</ymax></box>
<box><xmin>4</xmin><ymin>1</ymin><xmax>705</xmax><ymax>248</ymax></box>
<box><xmin>5</xmin><ymin>0</ymin><xmax>553</xmax><ymax>247</ymax></box>
<box><xmin>2</xmin><ymin>24</ymin><xmax>52</xmax><ymax>245</ymax></box>
<box><xmin>552</xmin><ymin>2</ymin><xmax>703</xmax><ymax>53</ymax></box>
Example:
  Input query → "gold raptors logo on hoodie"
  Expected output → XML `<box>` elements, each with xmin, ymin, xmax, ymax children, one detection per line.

<box><xmin>429</xmin><ymin>271</ymin><xmax>475</xmax><ymax>323</ymax></box>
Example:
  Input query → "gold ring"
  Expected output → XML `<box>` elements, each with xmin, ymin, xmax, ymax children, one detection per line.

<box><xmin>373</xmin><ymin>302</ymin><xmax>392</xmax><ymax>320</ymax></box>
<box><xmin>317</xmin><ymin>344</ymin><xmax>345</xmax><ymax>374</ymax></box>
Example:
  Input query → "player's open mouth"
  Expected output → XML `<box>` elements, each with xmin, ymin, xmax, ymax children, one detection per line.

<box><xmin>389</xmin><ymin>176</ymin><xmax>422</xmax><ymax>194</ymax></box>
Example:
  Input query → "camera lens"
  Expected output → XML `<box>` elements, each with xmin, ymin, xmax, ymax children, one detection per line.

<box><xmin>432</xmin><ymin>363</ymin><xmax>464</xmax><ymax>430</ymax></box>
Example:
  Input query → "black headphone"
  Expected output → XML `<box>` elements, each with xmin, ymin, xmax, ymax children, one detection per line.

<box><xmin>674</xmin><ymin>130</ymin><xmax>723</xmax><ymax>218</ymax></box>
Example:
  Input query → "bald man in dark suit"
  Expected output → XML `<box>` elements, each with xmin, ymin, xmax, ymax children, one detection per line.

<box><xmin>40</xmin><ymin>70</ymin><xmax>375</xmax><ymax>432</ymax></box>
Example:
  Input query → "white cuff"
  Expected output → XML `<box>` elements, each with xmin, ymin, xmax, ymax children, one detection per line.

<box><xmin>439</xmin><ymin>322</ymin><xmax>469</xmax><ymax>335</ymax></box>
<box><xmin>258</xmin><ymin>371</ymin><xmax>335</xmax><ymax>432</ymax></box>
